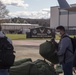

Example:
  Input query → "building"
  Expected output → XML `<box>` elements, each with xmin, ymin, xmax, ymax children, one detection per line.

<box><xmin>1</xmin><ymin>23</ymin><xmax>39</xmax><ymax>34</ymax></box>
<box><xmin>50</xmin><ymin>4</ymin><xmax>76</xmax><ymax>30</ymax></box>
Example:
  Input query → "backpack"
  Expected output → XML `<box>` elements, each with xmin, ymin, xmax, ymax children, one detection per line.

<box><xmin>0</xmin><ymin>36</ymin><xmax>15</xmax><ymax>69</ymax></box>
<box><xmin>62</xmin><ymin>36</ymin><xmax>76</xmax><ymax>54</ymax></box>
<box><xmin>62</xmin><ymin>36</ymin><xmax>76</xmax><ymax>65</ymax></box>
<box><xmin>70</xmin><ymin>37</ymin><xmax>76</xmax><ymax>67</ymax></box>
<box><xmin>70</xmin><ymin>37</ymin><xmax>76</xmax><ymax>54</ymax></box>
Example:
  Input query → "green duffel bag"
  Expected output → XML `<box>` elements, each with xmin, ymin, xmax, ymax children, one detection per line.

<box><xmin>39</xmin><ymin>39</ymin><xmax>59</xmax><ymax>64</ymax></box>
<box><xmin>9</xmin><ymin>58</ymin><xmax>32</xmax><ymax>75</ymax></box>
<box><xmin>9</xmin><ymin>59</ymin><xmax>58</xmax><ymax>75</ymax></box>
<box><xmin>13</xmin><ymin>58</ymin><xmax>32</xmax><ymax>66</ymax></box>
<box><xmin>10</xmin><ymin>61</ymin><xmax>39</xmax><ymax>75</ymax></box>
<box><xmin>29</xmin><ymin>59</ymin><xmax>57</xmax><ymax>75</ymax></box>
<box><xmin>9</xmin><ymin>62</ymin><xmax>32</xmax><ymax>75</ymax></box>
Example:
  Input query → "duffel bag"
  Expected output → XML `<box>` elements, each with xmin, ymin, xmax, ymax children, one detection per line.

<box><xmin>39</xmin><ymin>39</ymin><xmax>59</xmax><ymax>64</ymax></box>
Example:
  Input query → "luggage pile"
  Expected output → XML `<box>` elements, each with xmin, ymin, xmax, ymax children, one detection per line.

<box><xmin>9</xmin><ymin>58</ymin><xmax>58</xmax><ymax>75</ymax></box>
<box><xmin>9</xmin><ymin>39</ymin><xmax>59</xmax><ymax>75</ymax></box>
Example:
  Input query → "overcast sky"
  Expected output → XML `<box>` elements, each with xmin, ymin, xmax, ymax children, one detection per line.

<box><xmin>1</xmin><ymin>0</ymin><xmax>76</xmax><ymax>19</ymax></box>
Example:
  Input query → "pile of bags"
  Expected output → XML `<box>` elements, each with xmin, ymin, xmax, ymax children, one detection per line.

<box><xmin>9</xmin><ymin>39</ymin><xmax>59</xmax><ymax>75</ymax></box>
<box><xmin>9</xmin><ymin>58</ymin><xmax>58</xmax><ymax>75</ymax></box>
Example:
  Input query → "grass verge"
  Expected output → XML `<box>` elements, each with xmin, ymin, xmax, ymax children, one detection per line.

<box><xmin>6</xmin><ymin>34</ymin><xmax>26</xmax><ymax>40</ymax></box>
<box><xmin>6</xmin><ymin>34</ymin><xmax>76</xmax><ymax>40</ymax></box>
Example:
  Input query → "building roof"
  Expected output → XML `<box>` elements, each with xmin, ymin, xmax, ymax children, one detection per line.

<box><xmin>1</xmin><ymin>23</ymin><xmax>39</xmax><ymax>26</ymax></box>
<box><xmin>51</xmin><ymin>3</ymin><xmax>76</xmax><ymax>12</ymax></box>
<box><xmin>65</xmin><ymin>6</ymin><xmax>76</xmax><ymax>12</ymax></box>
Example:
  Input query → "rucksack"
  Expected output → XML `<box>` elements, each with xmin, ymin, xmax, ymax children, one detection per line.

<box><xmin>62</xmin><ymin>36</ymin><xmax>76</xmax><ymax>54</ymax></box>
<box><xmin>62</xmin><ymin>36</ymin><xmax>76</xmax><ymax>65</ymax></box>
<box><xmin>70</xmin><ymin>37</ymin><xmax>76</xmax><ymax>54</ymax></box>
<box><xmin>70</xmin><ymin>37</ymin><xmax>76</xmax><ymax>67</ymax></box>
<box><xmin>0</xmin><ymin>36</ymin><xmax>15</xmax><ymax>69</ymax></box>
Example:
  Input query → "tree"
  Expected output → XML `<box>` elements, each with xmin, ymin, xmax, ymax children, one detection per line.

<box><xmin>0</xmin><ymin>1</ymin><xmax>9</xmax><ymax>19</ymax></box>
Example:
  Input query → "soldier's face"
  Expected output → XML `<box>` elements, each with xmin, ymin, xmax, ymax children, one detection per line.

<box><xmin>56</xmin><ymin>29</ymin><xmax>62</xmax><ymax>37</ymax></box>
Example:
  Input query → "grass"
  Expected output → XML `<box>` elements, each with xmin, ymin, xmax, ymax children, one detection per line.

<box><xmin>6</xmin><ymin>34</ymin><xmax>76</xmax><ymax>40</ymax></box>
<box><xmin>6</xmin><ymin>34</ymin><xmax>51</xmax><ymax>40</ymax></box>
<box><xmin>6</xmin><ymin>34</ymin><xmax>26</xmax><ymax>40</ymax></box>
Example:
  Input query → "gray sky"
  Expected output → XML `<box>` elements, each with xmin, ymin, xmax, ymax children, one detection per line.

<box><xmin>1</xmin><ymin>0</ymin><xmax>76</xmax><ymax>19</ymax></box>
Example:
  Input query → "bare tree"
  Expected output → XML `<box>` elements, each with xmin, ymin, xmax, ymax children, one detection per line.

<box><xmin>0</xmin><ymin>1</ymin><xmax>9</xmax><ymax>19</ymax></box>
